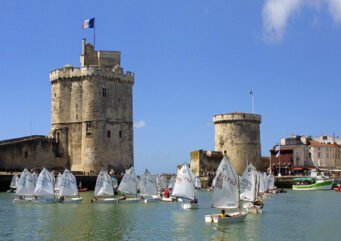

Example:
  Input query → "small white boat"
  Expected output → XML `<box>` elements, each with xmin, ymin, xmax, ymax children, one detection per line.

<box><xmin>32</xmin><ymin>168</ymin><xmax>56</xmax><ymax>203</ymax></box>
<box><xmin>205</xmin><ymin>156</ymin><xmax>248</xmax><ymax>224</ymax></box>
<box><xmin>240</xmin><ymin>163</ymin><xmax>264</xmax><ymax>214</ymax></box>
<box><xmin>140</xmin><ymin>171</ymin><xmax>160</xmax><ymax>204</ymax></box>
<box><xmin>205</xmin><ymin>211</ymin><xmax>248</xmax><ymax>224</ymax></box>
<box><xmin>117</xmin><ymin>167</ymin><xmax>139</xmax><ymax>204</ymax></box>
<box><xmin>7</xmin><ymin>174</ymin><xmax>19</xmax><ymax>193</ymax></box>
<box><xmin>92</xmin><ymin>170</ymin><xmax>116</xmax><ymax>203</ymax></box>
<box><xmin>57</xmin><ymin>169</ymin><xmax>82</xmax><ymax>203</ymax></box>
<box><xmin>14</xmin><ymin>169</ymin><xmax>35</xmax><ymax>203</ymax></box>
<box><xmin>172</xmin><ymin>163</ymin><xmax>199</xmax><ymax>210</ymax></box>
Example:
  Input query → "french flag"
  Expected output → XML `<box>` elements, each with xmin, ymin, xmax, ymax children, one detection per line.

<box><xmin>82</xmin><ymin>18</ymin><xmax>95</xmax><ymax>29</ymax></box>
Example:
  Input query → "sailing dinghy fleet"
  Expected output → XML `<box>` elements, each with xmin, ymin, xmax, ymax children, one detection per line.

<box><xmin>9</xmin><ymin>156</ymin><xmax>283</xmax><ymax>226</ymax></box>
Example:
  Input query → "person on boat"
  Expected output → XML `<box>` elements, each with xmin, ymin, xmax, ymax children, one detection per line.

<box><xmin>119</xmin><ymin>195</ymin><xmax>126</xmax><ymax>200</ymax></box>
<box><xmin>58</xmin><ymin>196</ymin><xmax>65</xmax><ymax>203</ymax></box>
<box><xmin>91</xmin><ymin>197</ymin><xmax>97</xmax><ymax>203</ymax></box>
<box><xmin>190</xmin><ymin>197</ymin><xmax>198</xmax><ymax>204</ymax></box>
<box><xmin>19</xmin><ymin>195</ymin><xmax>24</xmax><ymax>200</ymax></box>
<box><xmin>220</xmin><ymin>209</ymin><xmax>228</xmax><ymax>218</ymax></box>
<box><xmin>164</xmin><ymin>188</ymin><xmax>170</xmax><ymax>198</ymax></box>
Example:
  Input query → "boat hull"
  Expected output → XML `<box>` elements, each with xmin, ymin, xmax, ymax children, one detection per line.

<box><xmin>292</xmin><ymin>180</ymin><xmax>333</xmax><ymax>190</ymax></box>
<box><xmin>182</xmin><ymin>203</ymin><xmax>199</xmax><ymax>209</ymax></box>
<box><xmin>118</xmin><ymin>197</ymin><xmax>140</xmax><ymax>203</ymax></box>
<box><xmin>205</xmin><ymin>211</ymin><xmax>247</xmax><ymax>224</ymax></box>
<box><xmin>93</xmin><ymin>198</ymin><xmax>118</xmax><ymax>203</ymax></box>
<box><xmin>161</xmin><ymin>197</ymin><xmax>176</xmax><ymax>202</ymax></box>
<box><xmin>142</xmin><ymin>197</ymin><xmax>160</xmax><ymax>203</ymax></box>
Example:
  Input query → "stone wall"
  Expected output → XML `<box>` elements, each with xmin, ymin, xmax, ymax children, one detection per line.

<box><xmin>214</xmin><ymin>112</ymin><xmax>262</xmax><ymax>175</ymax></box>
<box><xmin>0</xmin><ymin>136</ymin><xmax>67</xmax><ymax>171</ymax></box>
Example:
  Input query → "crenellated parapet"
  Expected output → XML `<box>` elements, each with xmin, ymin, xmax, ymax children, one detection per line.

<box><xmin>50</xmin><ymin>65</ymin><xmax>134</xmax><ymax>84</ymax></box>
<box><xmin>213</xmin><ymin>112</ymin><xmax>261</xmax><ymax>124</ymax></box>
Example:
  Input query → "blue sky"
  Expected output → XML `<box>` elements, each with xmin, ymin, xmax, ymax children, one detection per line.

<box><xmin>1</xmin><ymin>0</ymin><xmax>341</xmax><ymax>174</ymax></box>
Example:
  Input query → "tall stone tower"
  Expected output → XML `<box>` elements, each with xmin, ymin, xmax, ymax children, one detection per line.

<box><xmin>213</xmin><ymin>112</ymin><xmax>262</xmax><ymax>175</ymax></box>
<box><xmin>49</xmin><ymin>39</ymin><xmax>134</xmax><ymax>174</ymax></box>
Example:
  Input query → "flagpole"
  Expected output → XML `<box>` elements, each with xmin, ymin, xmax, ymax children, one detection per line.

<box><xmin>250</xmin><ymin>89</ymin><xmax>254</xmax><ymax>114</ymax></box>
<box><xmin>94</xmin><ymin>25</ymin><xmax>96</xmax><ymax>49</ymax></box>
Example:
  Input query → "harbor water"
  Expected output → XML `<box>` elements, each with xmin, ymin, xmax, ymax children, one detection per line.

<box><xmin>0</xmin><ymin>190</ymin><xmax>340</xmax><ymax>241</ymax></box>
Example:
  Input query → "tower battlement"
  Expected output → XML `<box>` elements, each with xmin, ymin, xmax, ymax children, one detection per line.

<box><xmin>213</xmin><ymin>112</ymin><xmax>261</xmax><ymax>124</ymax></box>
<box><xmin>50</xmin><ymin>66</ymin><xmax>134</xmax><ymax>84</ymax></box>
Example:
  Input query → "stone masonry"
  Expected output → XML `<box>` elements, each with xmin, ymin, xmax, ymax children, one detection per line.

<box><xmin>214</xmin><ymin>112</ymin><xmax>262</xmax><ymax>175</ymax></box>
<box><xmin>49</xmin><ymin>39</ymin><xmax>134</xmax><ymax>174</ymax></box>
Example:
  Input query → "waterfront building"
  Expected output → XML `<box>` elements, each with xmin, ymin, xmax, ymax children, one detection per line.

<box><xmin>270</xmin><ymin>134</ymin><xmax>341</xmax><ymax>175</ymax></box>
<box><xmin>0</xmin><ymin>39</ymin><xmax>134</xmax><ymax>174</ymax></box>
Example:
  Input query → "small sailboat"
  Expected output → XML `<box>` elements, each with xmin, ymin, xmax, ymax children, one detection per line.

<box><xmin>54</xmin><ymin>173</ymin><xmax>62</xmax><ymax>194</ymax></box>
<box><xmin>92</xmin><ymin>170</ymin><xmax>117</xmax><ymax>203</ymax></box>
<box><xmin>57</xmin><ymin>169</ymin><xmax>82</xmax><ymax>203</ymax></box>
<box><xmin>117</xmin><ymin>167</ymin><xmax>139</xmax><ymax>203</ymax></box>
<box><xmin>172</xmin><ymin>164</ymin><xmax>198</xmax><ymax>209</ymax></box>
<box><xmin>32</xmin><ymin>168</ymin><xmax>56</xmax><ymax>203</ymax></box>
<box><xmin>205</xmin><ymin>156</ymin><xmax>247</xmax><ymax>224</ymax></box>
<box><xmin>194</xmin><ymin>176</ymin><xmax>202</xmax><ymax>189</ymax></box>
<box><xmin>240</xmin><ymin>163</ymin><xmax>263</xmax><ymax>214</ymax></box>
<box><xmin>7</xmin><ymin>174</ymin><xmax>19</xmax><ymax>193</ymax></box>
<box><xmin>140</xmin><ymin>171</ymin><xmax>159</xmax><ymax>203</ymax></box>
<box><xmin>14</xmin><ymin>169</ymin><xmax>35</xmax><ymax>202</ymax></box>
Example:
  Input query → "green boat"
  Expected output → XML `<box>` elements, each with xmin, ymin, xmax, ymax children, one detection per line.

<box><xmin>292</xmin><ymin>177</ymin><xmax>333</xmax><ymax>190</ymax></box>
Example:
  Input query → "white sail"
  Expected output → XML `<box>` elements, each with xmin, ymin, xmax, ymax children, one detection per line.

<box><xmin>158</xmin><ymin>175</ymin><xmax>168</xmax><ymax>190</ymax></box>
<box><xmin>140</xmin><ymin>172</ymin><xmax>158</xmax><ymax>197</ymax></box>
<box><xmin>118</xmin><ymin>167</ymin><xmax>137</xmax><ymax>195</ymax></box>
<box><xmin>32</xmin><ymin>172</ymin><xmax>38</xmax><ymax>185</ymax></box>
<box><xmin>168</xmin><ymin>176</ymin><xmax>176</xmax><ymax>189</ymax></box>
<box><xmin>240</xmin><ymin>163</ymin><xmax>257</xmax><ymax>202</ymax></box>
<box><xmin>172</xmin><ymin>164</ymin><xmax>195</xmax><ymax>200</ymax></box>
<box><xmin>212</xmin><ymin>156</ymin><xmax>239</xmax><ymax>209</ymax></box>
<box><xmin>33</xmin><ymin>168</ymin><xmax>55</xmax><ymax>196</ymax></box>
<box><xmin>112</xmin><ymin>177</ymin><xmax>118</xmax><ymax>189</ymax></box>
<box><xmin>267</xmin><ymin>174</ymin><xmax>275</xmax><ymax>190</ymax></box>
<box><xmin>16</xmin><ymin>169</ymin><xmax>35</xmax><ymax>196</ymax></box>
<box><xmin>54</xmin><ymin>173</ymin><xmax>62</xmax><ymax>191</ymax></box>
<box><xmin>10</xmin><ymin>174</ymin><xmax>19</xmax><ymax>189</ymax></box>
<box><xmin>194</xmin><ymin>176</ymin><xmax>202</xmax><ymax>189</ymax></box>
<box><xmin>94</xmin><ymin>171</ymin><xmax>114</xmax><ymax>197</ymax></box>
<box><xmin>58</xmin><ymin>169</ymin><xmax>79</xmax><ymax>197</ymax></box>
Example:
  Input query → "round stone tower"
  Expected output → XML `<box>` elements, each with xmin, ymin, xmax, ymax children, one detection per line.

<box><xmin>213</xmin><ymin>112</ymin><xmax>262</xmax><ymax>175</ymax></box>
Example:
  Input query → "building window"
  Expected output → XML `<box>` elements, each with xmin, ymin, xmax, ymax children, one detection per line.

<box><xmin>102</xmin><ymin>88</ymin><xmax>107</xmax><ymax>97</ymax></box>
<box><xmin>76</xmin><ymin>114</ymin><xmax>78</xmax><ymax>120</ymax></box>
<box><xmin>318</xmin><ymin>152</ymin><xmax>321</xmax><ymax>158</ymax></box>
<box><xmin>119</xmin><ymin>130</ymin><xmax>122</xmax><ymax>138</ymax></box>
<box><xmin>76</xmin><ymin>104</ymin><xmax>78</xmax><ymax>109</ymax></box>
<box><xmin>24</xmin><ymin>151</ymin><xmax>28</xmax><ymax>158</ymax></box>
<box><xmin>107</xmin><ymin>130</ymin><xmax>111</xmax><ymax>138</ymax></box>
<box><xmin>86</xmin><ymin>121</ymin><xmax>93</xmax><ymax>136</ymax></box>
<box><xmin>118</xmin><ymin>98</ymin><xmax>120</xmax><ymax>103</ymax></box>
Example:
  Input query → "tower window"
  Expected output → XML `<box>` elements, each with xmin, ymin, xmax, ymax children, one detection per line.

<box><xmin>119</xmin><ymin>131</ymin><xmax>122</xmax><ymax>138</ymax></box>
<box><xmin>24</xmin><ymin>151</ymin><xmax>28</xmax><ymax>158</ymax></box>
<box><xmin>107</xmin><ymin>130</ymin><xmax>111</xmax><ymax>138</ymax></box>
<box><xmin>86</xmin><ymin>122</ymin><xmax>93</xmax><ymax>136</ymax></box>
<box><xmin>118</xmin><ymin>98</ymin><xmax>120</xmax><ymax>103</ymax></box>
<box><xmin>76</xmin><ymin>114</ymin><xmax>78</xmax><ymax>120</ymax></box>
<box><xmin>102</xmin><ymin>88</ymin><xmax>107</xmax><ymax>97</ymax></box>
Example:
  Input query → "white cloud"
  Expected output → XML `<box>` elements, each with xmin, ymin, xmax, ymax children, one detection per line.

<box><xmin>262</xmin><ymin>0</ymin><xmax>341</xmax><ymax>42</ymax></box>
<box><xmin>328</xmin><ymin>0</ymin><xmax>341</xmax><ymax>23</ymax></box>
<box><xmin>262</xmin><ymin>0</ymin><xmax>304</xmax><ymax>42</ymax></box>
<box><xmin>134</xmin><ymin>120</ymin><xmax>146</xmax><ymax>129</ymax></box>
